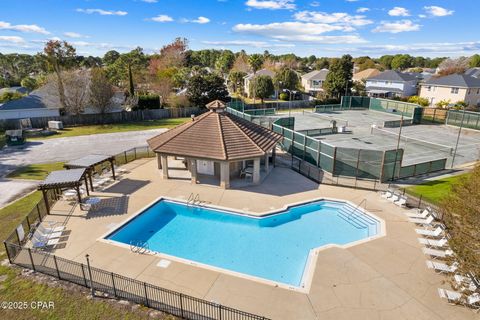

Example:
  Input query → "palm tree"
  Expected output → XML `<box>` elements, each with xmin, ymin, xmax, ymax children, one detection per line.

<box><xmin>248</xmin><ymin>54</ymin><xmax>264</xmax><ymax>105</ymax></box>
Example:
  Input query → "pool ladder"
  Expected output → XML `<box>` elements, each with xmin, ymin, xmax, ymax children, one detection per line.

<box><xmin>187</xmin><ymin>193</ymin><xmax>203</xmax><ymax>207</ymax></box>
<box><xmin>129</xmin><ymin>240</ymin><xmax>151</xmax><ymax>254</ymax></box>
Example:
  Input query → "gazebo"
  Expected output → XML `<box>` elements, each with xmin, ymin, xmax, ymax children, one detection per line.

<box><xmin>64</xmin><ymin>154</ymin><xmax>116</xmax><ymax>191</ymax></box>
<box><xmin>147</xmin><ymin>100</ymin><xmax>282</xmax><ymax>189</ymax></box>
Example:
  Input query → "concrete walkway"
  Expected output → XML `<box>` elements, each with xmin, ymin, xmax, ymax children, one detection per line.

<box><xmin>25</xmin><ymin>159</ymin><xmax>477</xmax><ymax>320</ymax></box>
<box><xmin>0</xmin><ymin>129</ymin><xmax>166</xmax><ymax>208</ymax></box>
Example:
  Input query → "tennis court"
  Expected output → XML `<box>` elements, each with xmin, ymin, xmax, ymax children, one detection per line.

<box><xmin>290</xmin><ymin>109</ymin><xmax>480</xmax><ymax>167</ymax></box>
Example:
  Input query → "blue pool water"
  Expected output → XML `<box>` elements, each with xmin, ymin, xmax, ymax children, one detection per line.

<box><xmin>107</xmin><ymin>200</ymin><xmax>379</xmax><ymax>287</ymax></box>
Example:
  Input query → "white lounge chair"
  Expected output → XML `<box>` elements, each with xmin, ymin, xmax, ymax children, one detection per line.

<box><xmin>37</xmin><ymin>223</ymin><xmax>65</xmax><ymax>234</ymax></box>
<box><xmin>418</xmin><ymin>237</ymin><xmax>448</xmax><ymax>248</ymax></box>
<box><xmin>381</xmin><ymin>190</ymin><xmax>393</xmax><ymax>199</ymax></box>
<box><xmin>422</xmin><ymin>247</ymin><xmax>454</xmax><ymax>259</ymax></box>
<box><xmin>388</xmin><ymin>193</ymin><xmax>400</xmax><ymax>202</ymax></box>
<box><xmin>31</xmin><ymin>236</ymin><xmax>59</xmax><ymax>249</ymax></box>
<box><xmin>394</xmin><ymin>196</ymin><xmax>407</xmax><ymax>207</ymax></box>
<box><xmin>33</xmin><ymin>228</ymin><xmax>62</xmax><ymax>240</ymax></box>
<box><xmin>438</xmin><ymin>288</ymin><xmax>480</xmax><ymax>308</ymax></box>
<box><xmin>454</xmin><ymin>275</ymin><xmax>478</xmax><ymax>292</ymax></box>
<box><xmin>416</xmin><ymin>226</ymin><xmax>444</xmax><ymax>238</ymax></box>
<box><xmin>426</xmin><ymin>260</ymin><xmax>458</xmax><ymax>273</ymax></box>
<box><xmin>409</xmin><ymin>215</ymin><xmax>435</xmax><ymax>226</ymax></box>
<box><xmin>407</xmin><ymin>208</ymin><xmax>431</xmax><ymax>219</ymax></box>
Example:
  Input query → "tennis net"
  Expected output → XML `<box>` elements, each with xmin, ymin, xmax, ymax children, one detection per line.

<box><xmin>303</xmin><ymin>110</ymin><xmax>349</xmax><ymax>127</ymax></box>
<box><xmin>371</xmin><ymin>127</ymin><xmax>453</xmax><ymax>155</ymax></box>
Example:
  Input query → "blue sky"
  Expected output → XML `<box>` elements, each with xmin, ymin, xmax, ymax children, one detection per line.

<box><xmin>0</xmin><ymin>0</ymin><xmax>477</xmax><ymax>58</ymax></box>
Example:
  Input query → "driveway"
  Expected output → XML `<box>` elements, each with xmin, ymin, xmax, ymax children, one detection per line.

<box><xmin>0</xmin><ymin>128</ymin><xmax>167</xmax><ymax>208</ymax></box>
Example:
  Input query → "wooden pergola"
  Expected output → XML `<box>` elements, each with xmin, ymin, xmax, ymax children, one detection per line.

<box><xmin>64</xmin><ymin>154</ymin><xmax>116</xmax><ymax>191</ymax></box>
<box><xmin>38</xmin><ymin>168</ymin><xmax>88</xmax><ymax>215</ymax></box>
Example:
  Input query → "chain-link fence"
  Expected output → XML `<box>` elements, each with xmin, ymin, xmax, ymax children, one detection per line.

<box><xmin>446</xmin><ymin>110</ymin><xmax>480</xmax><ymax>130</ymax></box>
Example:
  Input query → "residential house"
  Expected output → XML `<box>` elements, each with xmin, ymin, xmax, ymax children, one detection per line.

<box><xmin>353</xmin><ymin>68</ymin><xmax>380</xmax><ymax>82</ymax></box>
<box><xmin>301</xmin><ymin>69</ymin><xmax>329</xmax><ymax>95</ymax></box>
<box><xmin>243</xmin><ymin>68</ymin><xmax>275</xmax><ymax>98</ymax></box>
<box><xmin>419</xmin><ymin>74</ymin><xmax>480</xmax><ymax>107</ymax></box>
<box><xmin>365</xmin><ymin>70</ymin><xmax>419</xmax><ymax>98</ymax></box>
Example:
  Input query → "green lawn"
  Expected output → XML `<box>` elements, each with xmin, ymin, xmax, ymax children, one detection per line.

<box><xmin>7</xmin><ymin>162</ymin><xmax>65</xmax><ymax>180</ymax></box>
<box><xmin>28</xmin><ymin>118</ymin><xmax>190</xmax><ymax>140</ymax></box>
<box><xmin>404</xmin><ymin>173</ymin><xmax>468</xmax><ymax>205</ymax></box>
<box><xmin>0</xmin><ymin>133</ymin><xmax>5</xmax><ymax>149</ymax></box>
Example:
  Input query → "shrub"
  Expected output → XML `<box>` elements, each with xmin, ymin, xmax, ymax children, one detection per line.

<box><xmin>0</xmin><ymin>91</ymin><xmax>23</xmax><ymax>103</ymax></box>
<box><xmin>408</xmin><ymin>95</ymin><xmax>429</xmax><ymax>107</ymax></box>
<box><xmin>279</xmin><ymin>92</ymin><xmax>289</xmax><ymax>101</ymax></box>
<box><xmin>134</xmin><ymin>94</ymin><xmax>161</xmax><ymax>110</ymax></box>
<box><xmin>20</xmin><ymin>77</ymin><xmax>38</xmax><ymax>91</ymax></box>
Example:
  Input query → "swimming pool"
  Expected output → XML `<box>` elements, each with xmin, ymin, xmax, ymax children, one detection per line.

<box><xmin>106</xmin><ymin>199</ymin><xmax>381</xmax><ymax>288</ymax></box>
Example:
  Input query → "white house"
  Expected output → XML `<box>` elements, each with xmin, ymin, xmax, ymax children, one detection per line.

<box><xmin>419</xmin><ymin>74</ymin><xmax>480</xmax><ymax>107</ymax></box>
<box><xmin>0</xmin><ymin>88</ymin><xmax>61</xmax><ymax>120</ymax></box>
<box><xmin>243</xmin><ymin>69</ymin><xmax>275</xmax><ymax>98</ymax></box>
<box><xmin>301</xmin><ymin>69</ymin><xmax>329</xmax><ymax>94</ymax></box>
<box><xmin>365</xmin><ymin>70</ymin><xmax>419</xmax><ymax>98</ymax></box>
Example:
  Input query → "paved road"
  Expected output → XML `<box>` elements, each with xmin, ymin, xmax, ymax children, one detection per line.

<box><xmin>0</xmin><ymin>128</ymin><xmax>167</xmax><ymax>207</ymax></box>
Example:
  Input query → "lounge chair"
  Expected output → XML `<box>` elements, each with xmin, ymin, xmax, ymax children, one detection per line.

<box><xmin>416</xmin><ymin>226</ymin><xmax>444</xmax><ymax>238</ymax></box>
<box><xmin>438</xmin><ymin>288</ymin><xmax>480</xmax><ymax>308</ymax></box>
<box><xmin>409</xmin><ymin>215</ymin><xmax>435</xmax><ymax>226</ymax></box>
<box><xmin>454</xmin><ymin>275</ymin><xmax>478</xmax><ymax>292</ymax></box>
<box><xmin>388</xmin><ymin>193</ymin><xmax>400</xmax><ymax>202</ymax></box>
<box><xmin>37</xmin><ymin>223</ymin><xmax>65</xmax><ymax>234</ymax></box>
<box><xmin>418</xmin><ymin>237</ymin><xmax>448</xmax><ymax>248</ymax></box>
<box><xmin>381</xmin><ymin>190</ymin><xmax>393</xmax><ymax>199</ymax></box>
<box><xmin>31</xmin><ymin>236</ymin><xmax>59</xmax><ymax>249</ymax></box>
<box><xmin>394</xmin><ymin>196</ymin><xmax>407</xmax><ymax>207</ymax></box>
<box><xmin>426</xmin><ymin>260</ymin><xmax>458</xmax><ymax>273</ymax></box>
<box><xmin>33</xmin><ymin>228</ymin><xmax>62</xmax><ymax>240</ymax></box>
<box><xmin>407</xmin><ymin>208</ymin><xmax>431</xmax><ymax>218</ymax></box>
<box><xmin>422</xmin><ymin>247</ymin><xmax>454</xmax><ymax>259</ymax></box>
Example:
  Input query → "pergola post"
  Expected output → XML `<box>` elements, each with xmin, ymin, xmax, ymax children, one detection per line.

<box><xmin>190</xmin><ymin>159</ymin><xmax>198</xmax><ymax>184</ymax></box>
<box><xmin>272</xmin><ymin>147</ymin><xmax>276</xmax><ymax>167</ymax></box>
<box><xmin>75</xmin><ymin>185</ymin><xmax>82</xmax><ymax>204</ymax></box>
<box><xmin>161</xmin><ymin>155</ymin><xmax>169</xmax><ymax>179</ymax></box>
<box><xmin>84</xmin><ymin>176</ymin><xmax>90</xmax><ymax>196</ymax></box>
<box><xmin>41</xmin><ymin>188</ymin><xmax>50</xmax><ymax>215</ymax></box>
<box><xmin>253</xmin><ymin>158</ymin><xmax>261</xmax><ymax>184</ymax></box>
<box><xmin>220</xmin><ymin>161</ymin><xmax>230</xmax><ymax>189</ymax></box>
<box><xmin>110</xmin><ymin>159</ymin><xmax>116</xmax><ymax>180</ymax></box>
<box><xmin>88</xmin><ymin>171</ymin><xmax>94</xmax><ymax>191</ymax></box>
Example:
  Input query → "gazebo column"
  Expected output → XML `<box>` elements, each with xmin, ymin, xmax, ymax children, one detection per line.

<box><xmin>161</xmin><ymin>155</ymin><xmax>169</xmax><ymax>179</ymax></box>
<box><xmin>190</xmin><ymin>159</ymin><xmax>198</xmax><ymax>184</ymax></box>
<box><xmin>264</xmin><ymin>152</ymin><xmax>270</xmax><ymax>172</ymax></box>
<box><xmin>253</xmin><ymin>158</ymin><xmax>261</xmax><ymax>184</ymax></box>
<box><xmin>157</xmin><ymin>153</ymin><xmax>162</xmax><ymax>169</ymax></box>
<box><xmin>272</xmin><ymin>147</ymin><xmax>276</xmax><ymax>167</ymax></box>
<box><xmin>220</xmin><ymin>161</ymin><xmax>230</xmax><ymax>189</ymax></box>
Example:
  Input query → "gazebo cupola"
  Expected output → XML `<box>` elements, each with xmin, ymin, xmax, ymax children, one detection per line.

<box><xmin>147</xmin><ymin>101</ymin><xmax>282</xmax><ymax>189</ymax></box>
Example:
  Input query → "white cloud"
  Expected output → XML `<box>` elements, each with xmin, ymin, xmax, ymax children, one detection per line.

<box><xmin>372</xmin><ymin>20</ymin><xmax>420</xmax><ymax>33</ymax></box>
<box><xmin>0</xmin><ymin>35</ymin><xmax>25</xmax><ymax>43</ymax></box>
<box><xmin>293</xmin><ymin>11</ymin><xmax>373</xmax><ymax>30</ymax></box>
<box><xmin>233</xmin><ymin>22</ymin><xmax>366</xmax><ymax>43</ymax></box>
<box><xmin>423</xmin><ymin>6</ymin><xmax>454</xmax><ymax>17</ymax></box>
<box><xmin>357</xmin><ymin>41</ymin><xmax>480</xmax><ymax>55</ymax></box>
<box><xmin>192</xmin><ymin>16</ymin><xmax>210</xmax><ymax>24</ymax></box>
<box><xmin>63</xmin><ymin>32</ymin><xmax>88</xmax><ymax>38</ymax></box>
<box><xmin>76</xmin><ymin>9</ymin><xmax>128</xmax><ymax>16</ymax></box>
<box><xmin>150</xmin><ymin>15</ymin><xmax>174</xmax><ymax>22</ymax></box>
<box><xmin>0</xmin><ymin>21</ymin><xmax>50</xmax><ymax>34</ymax></box>
<box><xmin>202</xmin><ymin>40</ymin><xmax>295</xmax><ymax>48</ymax></box>
<box><xmin>310</xmin><ymin>1</ymin><xmax>320</xmax><ymax>7</ymax></box>
<box><xmin>418</xmin><ymin>14</ymin><xmax>427</xmax><ymax>18</ymax></box>
<box><xmin>388</xmin><ymin>7</ymin><xmax>410</xmax><ymax>17</ymax></box>
<box><xmin>245</xmin><ymin>0</ymin><xmax>296</xmax><ymax>10</ymax></box>
<box><xmin>357</xmin><ymin>7</ymin><xmax>370</xmax><ymax>13</ymax></box>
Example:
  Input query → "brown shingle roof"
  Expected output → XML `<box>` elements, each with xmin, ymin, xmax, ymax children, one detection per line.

<box><xmin>147</xmin><ymin>111</ymin><xmax>282</xmax><ymax>161</ymax></box>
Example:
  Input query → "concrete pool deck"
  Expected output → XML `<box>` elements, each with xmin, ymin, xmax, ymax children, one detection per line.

<box><xmin>31</xmin><ymin>158</ymin><xmax>477</xmax><ymax>319</ymax></box>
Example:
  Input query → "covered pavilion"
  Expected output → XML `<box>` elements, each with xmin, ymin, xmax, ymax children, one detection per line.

<box><xmin>64</xmin><ymin>154</ymin><xmax>116</xmax><ymax>191</ymax></box>
<box><xmin>147</xmin><ymin>100</ymin><xmax>282</xmax><ymax>189</ymax></box>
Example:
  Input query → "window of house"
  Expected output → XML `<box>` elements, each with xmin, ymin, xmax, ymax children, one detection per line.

<box><xmin>426</xmin><ymin>86</ymin><xmax>431</xmax><ymax>92</ymax></box>
<box><xmin>451</xmin><ymin>87</ymin><xmax>459</xmax><ymax>94</ymax></box>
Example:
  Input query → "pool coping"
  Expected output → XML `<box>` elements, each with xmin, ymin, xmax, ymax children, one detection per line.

<box><xmin>98</xmin><ymin>195</ymin><xmax>386</xmax><ymax>293</ymax></box>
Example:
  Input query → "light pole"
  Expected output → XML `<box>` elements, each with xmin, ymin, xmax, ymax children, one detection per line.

<box><xmin>451</xmin><ymin>106</ymin><xmax>466</xmax><ymax>168</ymax></box>
<box><xmin>391</xmin><ymin>113</ymin><xmax>404</xmax><ymax>182</ymax></box>
<box><xmin>283</xmin><ymin>88</ymin><xmax>297</xmax><ymax>117</ymax></box>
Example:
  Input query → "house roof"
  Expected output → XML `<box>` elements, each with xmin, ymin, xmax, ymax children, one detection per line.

<box><xmin>301</xmin><ymin>69</ymin><xmax>329</xmax><ymax>81</ymax></box>
<box><xmin>365</xmin><ymin>86</ymin><xmax>403</xmax><ymax>94</ymax></box>
<box><xmin>0</xmin><ymin>86</ymin><xmax>28</xmax><ymax>95</ymax></box>
<box><xmin>244</xmin><ymin>68</ymin><xmax>275</xmax><ymax>80</ymax></box>
<box><xmin>422</xmin><ymin>74</ymin><xmax>480</xmax><ymax>88</ymax></box>
<box><xmin>0</xmin><ymin>86</ymin><xmax>60</xmax><ymax>111</ymax></box>
<box><xmin>367</xmin><ymin>70</ymin><xmax>418</xmax><ymax>82</ymax></box>
<box><xmin>465</xmin><ymin>67</ymin><xmax>480</xmax><ymax>79</ymax></box>
<box><xmin>205</xmin><ymin>100</ymin><xmax>226</xmax><ymax>110</ymax></box>
<box><xmin>147</xmin><ymin>109</ymin><xmax>282</xmax><ymax>161</ymax></box>
<box><xmin>353</xmin><ymin>68</ymin><xmax>380</xmax><ymax>81</ymax></box>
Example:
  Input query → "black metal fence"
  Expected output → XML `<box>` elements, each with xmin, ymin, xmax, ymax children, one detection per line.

<box><xmin>0</xmin><ymin>107</ymin><xmax>200</xmax><ymax>130</ymax></box>
<box><xmin>3</xmin><ymin>243</ymin><xmax>267</xmax><ymax>320</ymax></box>
<box><xmin>2</xmin><ymin>145</ymin><xmax>268</xmax><ymax>320</ymax></box>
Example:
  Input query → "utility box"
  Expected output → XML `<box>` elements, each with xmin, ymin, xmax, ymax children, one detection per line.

<box><xmin>5</xmin><ymin>129</ymin><xmax>26</xmax><ymax>146</ymax></box>
<box><xmin>48</xmin><ymin>121</ymin><xmax>64</xmax><ymax>130</ymax></box>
